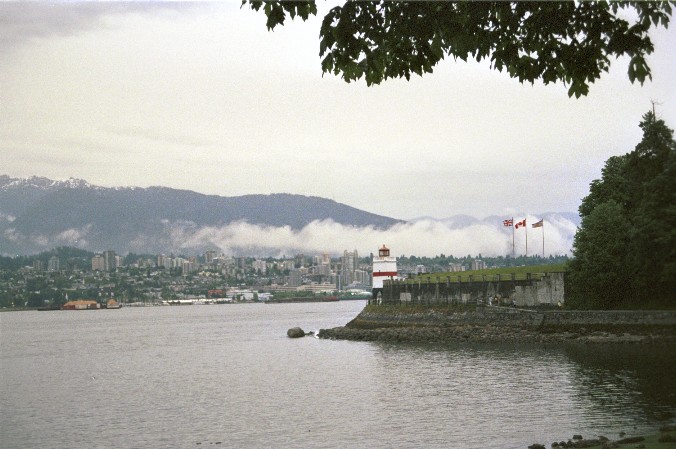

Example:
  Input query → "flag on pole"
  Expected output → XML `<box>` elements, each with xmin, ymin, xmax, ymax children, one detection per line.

<box><xmin>532</xmin><ymin>219</ymin><xmax>544</xmax><ymax>228</ymax></box>
<box><xmin>515</xmin><ymin>219</ymin><xmax>526</xmax><ymax>229</ymax></box>
<box><xmin>503</xmin><ymin>219</ymin><xmax>513</xmax><ymax>227</ymax></box>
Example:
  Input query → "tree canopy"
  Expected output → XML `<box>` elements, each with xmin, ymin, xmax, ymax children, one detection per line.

<box><xmin>245</xmin><ymin>1</ymin><xmax>673</xmax><ymax>97</ymax></box>
<box><xmin>567</xmin><ymin>110</ymin><xmax>676</xmax><ymax>309</ymax></box>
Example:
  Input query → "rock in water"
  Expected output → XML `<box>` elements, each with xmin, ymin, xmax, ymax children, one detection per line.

<box><xmin>287</xmin><ymin>327</ymin><xmax>305</xmax><ymax>338</ymax></box>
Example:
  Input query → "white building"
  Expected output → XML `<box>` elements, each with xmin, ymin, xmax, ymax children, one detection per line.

<box><xmin>372</xmin><ymin>245</ymin><xmax>397</xmax><ymax>302</ymax></box>
<box><xmin>471</xmin><ymin>259</ymin><xmax>486</xmax><ymax>271</ymax></box>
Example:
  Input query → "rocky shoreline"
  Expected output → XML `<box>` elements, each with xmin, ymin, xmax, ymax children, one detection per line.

<box><xmin>317</xmin><ymin>307</ymin><xmax>676</xmax><ymax>344</ymax></box>
<box><xmin>526</xmin><ymin>426</ymin><xmax>676</xmax><ymax>449</ymax></box>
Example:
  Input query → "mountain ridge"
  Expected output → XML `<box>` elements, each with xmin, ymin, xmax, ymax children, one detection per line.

<box><xmin>0</xmin><ymin>175</ymin><xmax>403</xmax><ymax>255</ymax></box>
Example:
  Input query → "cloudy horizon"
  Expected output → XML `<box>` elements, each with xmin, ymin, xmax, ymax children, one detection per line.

<box><xmin>2</xmin><ymin>2</ymin><xmax>675</xmax><ymax>222</ymax></box>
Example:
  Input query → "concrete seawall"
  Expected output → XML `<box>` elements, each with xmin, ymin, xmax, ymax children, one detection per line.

<box><xmin>380</xmin><ymin>272</ymin><xmax>565</xmax><ymax>308</ymax></box>
<box><xmin>318</xmin><ymin>306</ymin><xmax>676</xmax><ymax>344</ymax></box>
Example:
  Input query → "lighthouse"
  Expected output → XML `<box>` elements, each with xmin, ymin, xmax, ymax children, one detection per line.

<box><xmin>371</xmin><ymin>244</ymin><xmax>397</xmax><ymax>303</ymax></box>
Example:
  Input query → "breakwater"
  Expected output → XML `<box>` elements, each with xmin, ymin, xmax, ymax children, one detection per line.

<box><xmin>318</xmin><ymin>306</ymin><xmax>676</xmax><ymax>344</ymax></box>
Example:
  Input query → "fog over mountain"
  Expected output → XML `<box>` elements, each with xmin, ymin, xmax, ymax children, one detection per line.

<box><xmin>0</xmin><ymin>176</ymin><xmax>579</xmax><ymax>257</ymax></box>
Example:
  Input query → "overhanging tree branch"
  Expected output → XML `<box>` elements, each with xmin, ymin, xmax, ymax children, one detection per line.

<box><xmin>245</xmin><ymin>0</ymin><xmax>673</xmax><ymax>98</ymax></box>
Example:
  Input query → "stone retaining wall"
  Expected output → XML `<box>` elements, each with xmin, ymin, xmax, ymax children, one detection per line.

<box><xmin>350</xmin><ymin>307</ymin><xmax>676</xmax><ymax>329</ymax></box>
<box><xmin>380</xmin><ymin>272</ymin><xmax>565</xmax><ymax>307</ymax></box>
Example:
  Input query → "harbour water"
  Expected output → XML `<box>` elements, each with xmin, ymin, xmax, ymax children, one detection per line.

<box><xmin>1</xmin><ymin>301</ymin><xmax>674</xmax><ymax>449</ymax></box>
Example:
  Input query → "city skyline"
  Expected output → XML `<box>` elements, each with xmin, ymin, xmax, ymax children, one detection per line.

<box><xmin>2</xmin><ymin>2</ymin><xmax>674</xmax><ymax>220</ymax></box>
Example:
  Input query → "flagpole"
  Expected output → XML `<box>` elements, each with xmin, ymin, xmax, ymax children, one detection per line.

<box><xmin>525</xmin><ymin>219</ymin><xmax>528</xmax><ymax>257</ymax></box>
<box><xmin>542</xmin><ymin>221</ymin><xmax>545</xmax><ymax>258</ymax></box>
<box><xmin>512</xmin><ymin>216</ymin><xmax>515</xmax><ymax>257</ymax></box>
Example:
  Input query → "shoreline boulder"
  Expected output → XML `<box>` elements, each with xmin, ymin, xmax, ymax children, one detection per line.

<box><xmin>287</xmin><ymin>327</ymin><xmax>305</xmax><ymax>338</ymax></box>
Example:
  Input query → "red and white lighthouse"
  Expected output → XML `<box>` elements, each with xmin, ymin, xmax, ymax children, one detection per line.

<box><xmin>372</xmin><ymin>244</ymin><xmax>397</xmax><ymax>302</ymax></box>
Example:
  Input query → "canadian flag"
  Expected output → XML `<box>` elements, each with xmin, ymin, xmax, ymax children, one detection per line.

<box><xmin>515</xmin><ymin>219</ymin><xmax>526</xmax><ymax>229</ymax></box>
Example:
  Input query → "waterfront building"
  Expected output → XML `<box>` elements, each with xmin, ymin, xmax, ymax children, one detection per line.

<box><xmin>353</xmin><ymin>269</ymin><xmax>370</xmax><ymax>286</ymax></box>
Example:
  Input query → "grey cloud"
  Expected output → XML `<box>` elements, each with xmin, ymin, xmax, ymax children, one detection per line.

<box><xmin>0</xmin><ymin>2</ymin><xmax>202</xmax><ymax>53</ymax></box>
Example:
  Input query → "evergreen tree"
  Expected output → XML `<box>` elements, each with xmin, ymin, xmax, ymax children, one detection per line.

<box><xmin>568</xmin><ymin>201</ymin><xmax>632</xmax><ymax>309</ymax></box>
<box><xmin>569</xmin><ymin>111</ymin><xmax>676</xmax><ymax>309</ymax></box>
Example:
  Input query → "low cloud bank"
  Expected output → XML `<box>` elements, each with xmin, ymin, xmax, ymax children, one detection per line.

<box><xmin>173</xmin><ymin>215</ymin><xmax>577</xmax><ymax>258</ymax></box>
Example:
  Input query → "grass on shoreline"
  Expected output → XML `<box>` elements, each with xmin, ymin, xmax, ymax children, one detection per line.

<box><xmin>410</xmin><ymin>263</ymin><xmax>567</xmax><ymax>284</ymax></box>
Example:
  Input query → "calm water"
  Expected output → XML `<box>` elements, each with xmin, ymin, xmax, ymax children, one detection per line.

<box><xmin>1</xmin><ymin>301</ymin><xmax>674</xmax><ymax>449</ymax></box>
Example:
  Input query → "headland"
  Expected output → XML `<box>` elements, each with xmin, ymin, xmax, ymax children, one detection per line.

<box><xmin>318</xmin><ymin>305</ymin><xmax>676</xmax><ymax>344</ymax></box>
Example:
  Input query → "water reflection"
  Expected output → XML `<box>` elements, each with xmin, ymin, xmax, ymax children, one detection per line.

<box><xmin>563</xmin><ymin>344</ymin><xmax>676</xmax><ymax>423</ymax></box>
<box><xmin>367</xmin><ymin>342</ymin><xmax>676</xmax><ymax>447</ymax></box>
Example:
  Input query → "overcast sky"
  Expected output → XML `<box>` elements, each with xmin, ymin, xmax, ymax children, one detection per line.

<box><xmin>2</xmin><ymin>2</ymin><xmax>675</xmax><ymax>221</ymax></box>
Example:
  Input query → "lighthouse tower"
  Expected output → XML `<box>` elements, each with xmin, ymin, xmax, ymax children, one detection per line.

<box><xmin>372</xmin><ymin>244</ymin><xmax>397</xmax><ymax>303</ymax></box>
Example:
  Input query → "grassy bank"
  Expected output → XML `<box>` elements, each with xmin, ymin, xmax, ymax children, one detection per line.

<box><xmin>411</xmin><ymin>263</ymin><xmax>566</xmax><ymax>284</ymax></box>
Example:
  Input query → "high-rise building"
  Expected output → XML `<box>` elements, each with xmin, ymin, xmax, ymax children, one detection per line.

<box><xmin>317</xmin><ymin>262</ymin><xmax>331</xmax><ymax>276</ymax></box>
<box><xmin>48</xmin><ymin>256</ymin><xmax>60</xmax><ymax>271</ymax></box>
<box><xmin>157</xmin><ymin>254</ymin><xmax>171</xmax><ymax>269</ymax></box>
<box><xmin>288</xmin><ymin>270</ymin><xmax>302</xmax><ymax>287</ymax></box>
<box><xmin>342</xmin><ymin>249</ymin><xmax>358</xmax><ymax>272</ymax></box>
<box><xmin>205</xmin><ymin>250</ymin><xmax>216</xmax><ymax>264</ymax></box>
<box><xmin>340</xmin><ymin>249</ymin><xmax>359</xmax><ymax>289</ymax></box>
<box><xmin>92</xmin><ymin>254</ymin><xmax>105</xmax><ymax>271</ymax></box>
<box><xmin>294</xmin><ymin>254</ymin><xmax>306</xmax><ymax>268</ymax></box>
<box><xmin>103</xmin><ymin>250</ymin><xmax>117</xmax><ymax>271</ymax></box>
<box><xmin>181</xmin><ymin>260</ymin><xmax>196</xmax><ymax>274</ymax></box>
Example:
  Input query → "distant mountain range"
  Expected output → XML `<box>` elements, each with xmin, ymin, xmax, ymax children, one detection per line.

<box><xmin>0</xmin><ymin>175</ymin><xmax>402</xmax><ymax>255</ymax></box>
<box><xmin>0</xmin><ymin>175</ymin><xmax>580</xmax><ymax>256</ymax></box>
